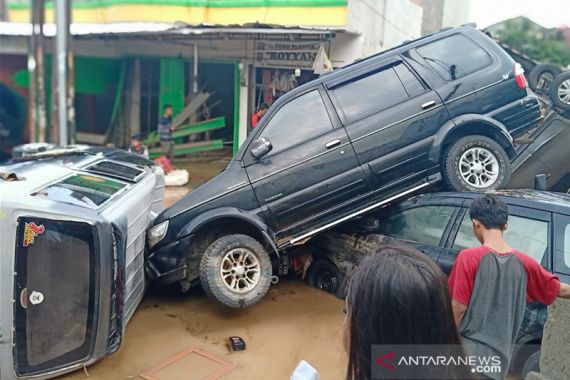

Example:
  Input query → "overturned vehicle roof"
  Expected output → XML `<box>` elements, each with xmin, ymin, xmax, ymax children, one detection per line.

<box><xmin>0</xmin><ymin>147</ymin><xmax>164</xmax><ymax>379</ymax></box>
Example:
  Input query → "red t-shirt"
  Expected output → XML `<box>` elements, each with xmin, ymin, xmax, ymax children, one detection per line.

<box><xmin>251</xmin><ymin>113</ymin><xmax>260</xmax><ymax>128</ymax></box>
<box><xmin>448</xmin><ymin>245</ymin><xmax>560</xmax><ymax>306</ymax></box>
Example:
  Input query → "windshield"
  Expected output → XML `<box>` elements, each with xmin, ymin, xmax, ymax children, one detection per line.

<box><xmin>33</xmin><ymin>174</ymin><xmax>126</xmax><ymax>209</ymax></box>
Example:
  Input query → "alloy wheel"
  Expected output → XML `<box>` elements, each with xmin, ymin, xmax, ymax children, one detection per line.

<box><xmin>459</xmin><ymin>147</ymin><xmax>500</xmax><ymax>188</ymax></box>
<box><xmin>557</xmin><ymin>79</ymin><xmax>570</xmax><ymax>105</ymax></box>
<box><xmin>219</xmin><ymin>248</ymin><xmax>261</xmax><ymax>293</ymax></box>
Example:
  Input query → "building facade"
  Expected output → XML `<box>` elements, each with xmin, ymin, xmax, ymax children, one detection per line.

<box><xmin>0</xmin><ymin>0</ymin><xmax>470</xmax><ymax>155</ymax></box>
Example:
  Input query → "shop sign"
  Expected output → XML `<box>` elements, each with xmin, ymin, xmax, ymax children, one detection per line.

<box><xmin>255</xmin><ymin>41</ymin><xmax>321</xmax><ymax>69</ymax></box>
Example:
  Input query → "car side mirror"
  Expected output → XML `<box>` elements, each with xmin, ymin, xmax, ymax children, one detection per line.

<box><xmin>251</xmin><ymin>137</ymin><xmax>272</xmax><ymax>159</ymax></box>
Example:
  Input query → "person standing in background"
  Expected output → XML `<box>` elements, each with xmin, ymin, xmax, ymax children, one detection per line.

<box><xmin>158</xmin><ymin>104</ymin><xmax>174</xmax><ymax>161</ymax></box>
<box><xmin>251</xmin><ymin>103</ymin><xmax>268</xmax><ymax>128</ymax></box>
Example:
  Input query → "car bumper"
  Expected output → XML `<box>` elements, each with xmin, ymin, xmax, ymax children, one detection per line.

<box><xmin>146</xmin><ymin>234</ymin><xmax>194</xmax><ymax>285</ymax></box>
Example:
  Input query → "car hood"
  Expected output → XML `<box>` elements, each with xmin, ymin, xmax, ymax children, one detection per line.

<box><xmin>157</xmin><ymin>160</ymin><xmax>250</xmax><ymax>222</ymax></box>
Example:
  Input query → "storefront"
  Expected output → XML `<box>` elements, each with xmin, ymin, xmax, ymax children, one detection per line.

<box><xmin>250</xmin><ymin>40</ymin><xmax>328</xmax><ymax>125</ymax></box>
<box><xmin>0</xmin><ymin>24</ymin><xmax>337</xmax><ymax>157</ymax></box>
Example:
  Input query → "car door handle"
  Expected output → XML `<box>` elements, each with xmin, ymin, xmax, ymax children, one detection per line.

<box><xmin>325</xmin><ymin>139</ymin><xmax>341</xmax><ymax>149</ymax></box>
<box><xmin>421</xmin><ymin>100</ymin><xmax>436</xmax><ymax>109</ymax></box>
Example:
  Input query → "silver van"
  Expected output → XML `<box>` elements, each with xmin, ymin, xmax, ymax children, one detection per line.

<box><xmin>0</xmin><ymin>147</ymin><xmax>164</xmax><ymax>379</ymax></box>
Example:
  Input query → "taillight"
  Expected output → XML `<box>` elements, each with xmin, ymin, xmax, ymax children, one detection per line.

<box><xmin>514</xmin><ymin>62</ymin><xmax>528</xmax><ymax>89</ymax></box>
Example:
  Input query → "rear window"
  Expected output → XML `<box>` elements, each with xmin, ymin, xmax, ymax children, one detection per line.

<box><xmin>330</xmin><ymin>63</ymin><xmax>412</xmax><ymax>124</ymax></box>
<box><xmin>86</xmin><ymin>161</ymin><xmax>143</xmax><ymax>182</ymax></box>
<box><xmin>417</xmin><ymin>34</ymin><xmax>492</xmax><ymax>81</ymax></box>
<box><xmin>33</xmin><ymin>174</ymin><xmax>126</xmax><ymax>209</ymax></box>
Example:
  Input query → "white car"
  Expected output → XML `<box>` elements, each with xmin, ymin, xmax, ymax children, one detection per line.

<box><xmin>0</xmin><ymin>146</ymin><xmax>164</xmax><ymax>379</ymax></box>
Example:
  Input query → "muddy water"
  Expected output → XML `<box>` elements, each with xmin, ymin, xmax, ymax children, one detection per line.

<box><xmin>63</xmin><ymin>281</ymin><xmax>346</xmax><ymax>379</ymax></box>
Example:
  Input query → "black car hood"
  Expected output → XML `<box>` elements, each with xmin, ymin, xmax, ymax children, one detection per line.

<box><xmin>158</xmin><ymin>161</ymin><xmax>250</xmax><ymax>221</ymax></box>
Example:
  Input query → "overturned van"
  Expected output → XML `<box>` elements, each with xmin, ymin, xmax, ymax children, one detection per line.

<box><xmin>0</xmin><ymin>147</ymin><xmax>164</xmax><ymax>379</ymax></box>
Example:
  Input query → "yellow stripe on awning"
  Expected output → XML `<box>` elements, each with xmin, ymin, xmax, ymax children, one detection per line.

<box><xmin>8</xmin><ymin>5</ymin><xmax>348</xmax><ymax>27</ymax></box>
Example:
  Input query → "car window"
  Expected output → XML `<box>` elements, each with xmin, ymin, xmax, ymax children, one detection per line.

<box><xmin>33</xmin><ymin>174</ymin><xmax>126</xmax><ymax>209</ymax></box>
<box><xmin>564</xmin><ymin>224</ymin><xmax>570</xmax><ymax>268</ymax></box>
<box><xmin>417</xmin><ymin>34</ymin><xmax>492</xmax><ymax>81</ymax></box>
<box><xmin>453</xmin><ymin>213</ymin><xmax>549</xmax><ymax>263</ymax></box>
<box><xmin>259</xmin><ymin>90</ymin><xmax>333</xmax><ymax>155</ymax></box>
<box><xmin>329</xmin><ymin>63</ymin><xmax>409</xmax><ymax>124</ymax></box>
<box><xmin>378</xmin><ymin>206</ymin><xmax>455</xmax><ymax>246</ymax></box>
<box><xmin>394</xmin><ymin>63</ymin><xmax>426</xmax><ymax>97</ymax></box>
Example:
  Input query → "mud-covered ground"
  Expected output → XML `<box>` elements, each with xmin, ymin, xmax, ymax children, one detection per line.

<box><xmin>64</xmin><ymin>282</ymin><xmax>346</xmax><ymax>379</ymax></box>
<box><xmin>63</xmin><ymin>158</ymin><xmax>347</xmax><ymax>379</ymax></box>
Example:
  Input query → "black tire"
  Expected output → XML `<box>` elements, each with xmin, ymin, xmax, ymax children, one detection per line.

<box><xmin>199</xmin><ymin>234</ymin><xmax>272</xmax><ymax>308</ymax></box>
<box><xmin>550</xmin><ymin>71</ymin><xmax>570</xmax><ymax>111</ymax></box>
<box><xmin>528</xmin><ymin>63</ymin><xmax>562</xmax><ymax>91</ymax></box>
<box><xmin>520</xmin><ymin>349</ymin><xmax>540</xmax><ymax>378</ymax></box>
<box><xmin>443</xmin><ymin>135</ymin><xmax>511</xmax><ymax>192</ymax></box>
<box><xmin>307</xmin><ymin>259</ymin><xmax>345</xmax><ymax>299</ymax></box>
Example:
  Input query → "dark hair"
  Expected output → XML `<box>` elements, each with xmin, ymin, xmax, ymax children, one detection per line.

<box><xmin>258</xmin><ymin>103</ymin><xmax>268</xmax><ymax>111</ymax></box>
<box><xmin>345</xmin><ymin>244</ymin><xmax>467</xmax><ymax>380</ymax></box>
<box><xmin>469</xmin><ymin>194</ymin><xmax>509</xmax><ymax>230</ymax></box>
<box><xmin>163</xmin><ymin>104</ymin><xmax>173</xmax><ymax>111</ymax></box>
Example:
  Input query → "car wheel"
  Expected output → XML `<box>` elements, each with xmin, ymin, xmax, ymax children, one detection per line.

<box><xmin>199</xmin><ymin>234</ymin><xmax>272</xmax><ymax>308</ymax></box>
<box><xmin>307</xmin><ymin>259</ymin><xmax>345</xmax><ymax>299</ymax></box>
<box><xmin>520</xmin><ymin>349</ymin><xmax>540</xmax><ymax>378</ymax></box>
<box><xmin>550</xmin><ymin>71</ymin><xmax>570</xmax><ymax>111</ymax></box>
<box><xmin>443</xmin><ymin>135</ymin><xmax>511</xmax><ymax>191</ymax></box>
<box><xmin>528</xmin><ymin>63</ymin><xmax>562</xmax><ymax>92</ymax></box>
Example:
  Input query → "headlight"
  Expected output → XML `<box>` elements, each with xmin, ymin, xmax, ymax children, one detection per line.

<box><xmin>147</xmin><ymin>220</ymin><xmax>169</xmax><ymax>249</ymax></box>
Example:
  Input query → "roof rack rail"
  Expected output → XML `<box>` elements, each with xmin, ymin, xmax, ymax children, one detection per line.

<box><xmin>461</xmin><ymin>22</ymin><xmax>477</xmax><ymax>28</ymax></box>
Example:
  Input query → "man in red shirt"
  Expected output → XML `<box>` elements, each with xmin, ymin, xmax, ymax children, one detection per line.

<box><xmin>449</xmin><ymin>195</ymin><xmax>570</xmax><ymax>379</ymax></box>
<box><xmin>251</xmin><ymin>103</ymin><xmax>268</xmax><ymax>128</ymax></box>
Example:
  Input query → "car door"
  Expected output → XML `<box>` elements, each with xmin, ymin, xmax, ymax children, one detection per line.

<box><xmin>376</xmin><ymin>204</ymin><xmax>460</xmax><ymax>263</ymax></box>
<box><xmin>326</xmin><ymin>58</ymin><xmax>451</xmax><ymax>194</ymax></box>
<box><xmin>13</xmin><ymin>217</ymin><xmax>97</xmax><ymax>377</ymax></box>
<box><xmin>244</xmin><ymin>87</ymin><xmax>370</xmax><ymax>238</ymax></box>
<box><xmin>553</xmin><ymin>214</ymin><xmax>570</xmax><ymax>284</ymax></box>
<box><xmin>444</xmin><ymin>205</ymin><xmax>552</xmax><ymax>275</ymax></box>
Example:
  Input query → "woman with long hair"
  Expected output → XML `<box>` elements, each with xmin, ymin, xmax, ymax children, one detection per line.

<box><xmin>344</xmin><ymin>244</ymin><xmax>471</xmax><ymax>380</ymax></box>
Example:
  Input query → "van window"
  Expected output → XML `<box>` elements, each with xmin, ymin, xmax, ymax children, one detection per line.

<box><xmin>417</xmin><ymin>34</ymin><xmax>492</xmax><ymax>81</ymax></box>
<box><xmin>33</xmin><ymin>174</ymin><xmax>126</xmax><ymax>209</ymax></box>
<box><xmin>259</xmin><ymin>90</ymin><xmax>333</xmax><ymax>155</ymax></box>
<box><xmin>329</xmin><ymin>64</ymin><xmax>409</xmax><ymax>124</ymax></box>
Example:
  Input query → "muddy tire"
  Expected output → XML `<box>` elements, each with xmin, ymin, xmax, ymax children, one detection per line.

<box><xmin>199</xmin><ymin>234</ymin><xmax>272</xmax><ymax>308</ymax></box>
<box><xmin>307</xmin><ymin>259</ymin><xmax>345</xmax><ymax>298</ymax></box>
<box><xmin>528</xmin><ymin>63</ymin><xmax>562</xmax><ymax>92</ymax></box>
<box><xmin>443</xmin><ymin>135</ymin><xmax>511</xmax><ymax>191</ymax></box>
<box><xmin>550</xmin><ymin>71</ymin><xmax>570</xmax><ymax>111</ymax></box>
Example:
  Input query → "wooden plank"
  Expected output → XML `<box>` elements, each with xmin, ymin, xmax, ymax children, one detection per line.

<box><xmin>171</xmin><ymin>92</ymin><xmax>211</xmax><ymax>129</ymax></box>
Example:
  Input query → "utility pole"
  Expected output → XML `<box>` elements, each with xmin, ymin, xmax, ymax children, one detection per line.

<box><xmin>54</xmin><ymin>0</ymin><xmax>73</xmax><ymax>145</ymax></box>
<box><xmin>28</xmin><ymin>0</ymin><xmax>47</xmax><ymax>143</ymax></box>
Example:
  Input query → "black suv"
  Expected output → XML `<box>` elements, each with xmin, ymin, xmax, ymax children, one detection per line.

<box><xmin>147</xmin><ymin>25</ymin><xmax>542</xmax><ymax>308</ymax></box>
<box><xmin>310</xmin><ymin>190</ymin><xmax>570</xmax><ymax>377</ymax></box>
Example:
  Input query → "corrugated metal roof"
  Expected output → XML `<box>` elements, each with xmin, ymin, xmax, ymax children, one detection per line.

<box><xmin>0</xmin><ymin>21</ymin><xmax>344</xmax><ymax>37</ymax></box>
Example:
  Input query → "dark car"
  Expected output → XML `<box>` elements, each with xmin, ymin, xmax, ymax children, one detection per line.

<box><xmin>147</xmin><ymin>25</ymin><xmax>543</xmax><ymax>308</ymax></box>
<box><xmin>309</xmin><ymin>190</ymin><xmax>570</xmax><ymax>378</ymax></box>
